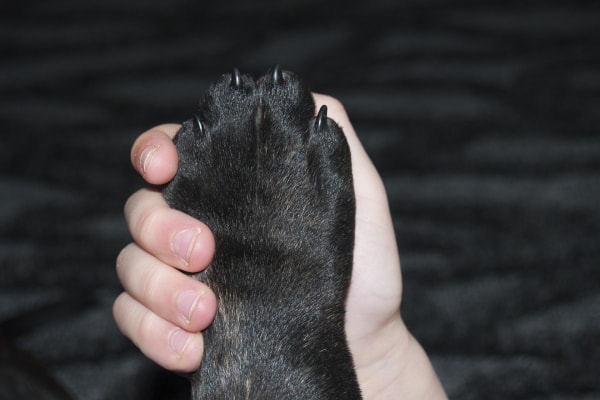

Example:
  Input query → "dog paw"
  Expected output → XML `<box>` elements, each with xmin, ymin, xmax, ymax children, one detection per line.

<box><xmin>163</xmin><ymin>66</ymin><xmax>360</xmax><ymax>399</ymax></box>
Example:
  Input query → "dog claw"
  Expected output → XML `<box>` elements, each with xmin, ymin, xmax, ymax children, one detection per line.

<box><xmin>231</xmin><ymin>68</ymin><xmax>241</xmax><ymax>87</ymax></box>
<box><xmin>193</xmin><ymin>114</ymin><xmax>205</xmax><ymax>136</ymax></box>
<box><xmin>315</xmin><ymin>105</ymin><xmax>328</xmax><ymax>130</ymax></box>
<box><xmin>270</xmin><ymin>64</ymin><xmax>283</xmax><ymax>83</ymax></box>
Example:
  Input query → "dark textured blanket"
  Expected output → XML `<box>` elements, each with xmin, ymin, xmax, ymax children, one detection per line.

<box><xmin>1</xmin><ymin>1</ymin><xmax>599</xmax><ymax>399</ymax></box>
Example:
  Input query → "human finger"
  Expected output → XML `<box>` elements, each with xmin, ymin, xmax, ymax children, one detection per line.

<box><xmin>125</xmin><ymin>188</ymin><xmax>215</xmax><ymax>272</ymax></box>
<box><xmin>131</xmin><ymin>124</ymin><xmax>181</xmax><ymax>185</ymax></box>
<box><xmin>116</xmin><ymin>243</ymin><xmax>217</xmax><ymax>332</ymax></box>
<box><xmin>113</xmin><ymin>292</ymin><xmax>204</xmax><ymax>372</ymax></box>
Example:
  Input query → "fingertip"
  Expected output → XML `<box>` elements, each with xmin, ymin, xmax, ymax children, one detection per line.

<box><xmin>168</xmin><ymin>328</ymin><xmax>204</xmax><ymax>371</ymax></box>
<box><xmin>123</xmin><ymin>188</ymin><xmax>216</xmax><ymax>273</ymax></box>
<box><xmin>131</xmin><ymin>124</ymin><xmax>181</xmax><ymax>185</ymax></box>
<box><xmin>173</xmin><ymin>331</ymin><xmax>204</xmax><ymax>372</ymax></box>
<box><xmin>162</xmin><ymin>213</ymin><xmax>215</xmax><ymax>273</ymax></box>
<box><xmin>112</xmin><ymin>293</ymin><xmax>204</xmax><ymax>373</ymax></box>
<box><xmin>184</xmin><ymin>224</ymin><xmax>216</xmax><ymax>273</ymax></box>
<box><xmin>187</xmin><ymin>285</ymin><xmax>218</xmax><ymax>331</ymax></box>
<box><xmin>112</xmin><ymin>292</ymin><xmax>130</xmax><ymax>333</ymax></box>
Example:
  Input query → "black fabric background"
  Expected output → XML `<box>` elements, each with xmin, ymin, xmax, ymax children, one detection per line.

<box><xmin>1</xmin><ymin>1</ymin><xmax>599</xmax><ymax>399</ymax></box>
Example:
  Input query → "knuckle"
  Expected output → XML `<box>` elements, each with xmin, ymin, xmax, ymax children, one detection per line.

<box><xmin>124</xmin><ymin>190</ymin><xmax>160</xmax><ymax>244</ymax></box>
<box><xmin>112</xmin><ymin>293</ymin><xmax>139</xmax><ymax>339</ymax></box>
<box><xmin>115</xmin><ymin>244</ymin><xmax>132</xmax><ymax>274</ymax></box>
<box><xmin>123</xmin><ymin>190</ymin><xmax>141</xmax><ymax>221</ymax></box>
<box><xmin>136</xmin><ymin>307</ymin><xmax>156</xmax><ymax>344</ymax></box>
<box><xmin>135</xmin><ymin>205</ymin><xmax>161</xmax><ymax>247</ymax></box>
<box><xmin>112</xmin><ymin>293</ymin><xmax>127</xmax><ymax>325</ymax></box>
<box><xmin>138</xmin><ymin>260</ymin><xmax>163</xmax><ymax>302</ymax></box>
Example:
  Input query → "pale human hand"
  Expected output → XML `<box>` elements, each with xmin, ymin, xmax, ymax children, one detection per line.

<box><xmin>113</xmin><ymin>94</ymin><xmax>446</xmax><ymax>399</ymax></box>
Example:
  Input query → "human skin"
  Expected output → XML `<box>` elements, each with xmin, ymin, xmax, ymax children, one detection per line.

<box><xmin>113</xmin><ymin>93</ymin><xmax>447</xmax><ymax>399</ymax></box>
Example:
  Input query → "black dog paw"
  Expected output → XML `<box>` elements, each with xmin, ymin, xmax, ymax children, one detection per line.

<box><xmin>163</xmin><ymin>66</ymin><xmax>361</xmax><ymax>399</ymax></box>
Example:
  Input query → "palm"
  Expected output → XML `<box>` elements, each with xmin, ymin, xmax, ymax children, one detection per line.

<box><xmin>313</xmin><ymin>95</ymin><xmax>404</xmax><ymax>365</ymax></box>
<box><xmin>345</xmin><ymin>140</ymin><xmax>402</xmax><ymax>342</ymax></box>
<box><xmin>347</xmin><ymin>184</ymin><xmax>402</xmax><ymax>340</ymax></box>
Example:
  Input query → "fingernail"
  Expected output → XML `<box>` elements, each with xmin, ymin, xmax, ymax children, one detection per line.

<box><xmin>171</xmin><ymin>228</ymin><xmax>201</xmax><ymax>265</ymax></box>
<box><xmin>177</xmin><ymin>290</ymin><xmax>201</xmax><ymax>323</ymax></box>
<box><xmin>170</xmin><ymin>329</ymin><xmax>191</xmax><ymax>356</ymax></box>
<box><xmin>140</xmin><ymin>146</ymin><xmax>158</xmax><ymax>174</ymax></box>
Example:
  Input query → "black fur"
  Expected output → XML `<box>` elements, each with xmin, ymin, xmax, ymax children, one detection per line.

<box><xmin>163</xmin><ymin>67</ymin><xmax>361</xmax><ymax>399</ymax></box>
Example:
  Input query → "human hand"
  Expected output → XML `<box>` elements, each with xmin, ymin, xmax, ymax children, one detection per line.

<box><xmin>113</xmin><ymin>94</ymin><xmax>446</xmax><ymax>398</ymax></box>
<box><xmin>313</xmin><ymin>95</ymin><xmax>446</xmax><ymax>399</ymax></box>
<box><xmin>113</xmin><ymin>124</ymin><xmax>218</xmax><ymax>371</ymax></box>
